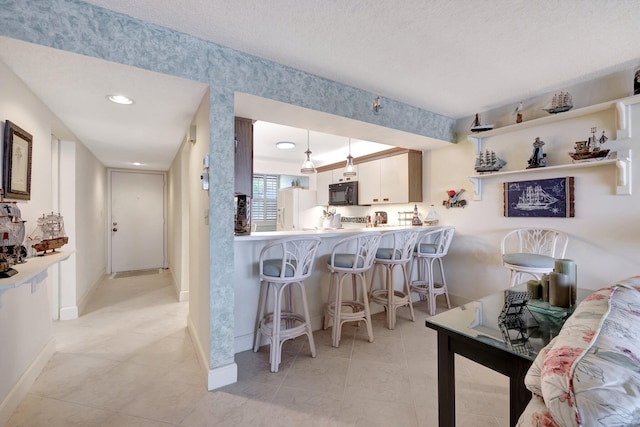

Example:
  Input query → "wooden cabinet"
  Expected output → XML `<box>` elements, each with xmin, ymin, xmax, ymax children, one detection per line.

<box><xmin>358</xmin><ymin>152</ymin><xmax>422</xmax><ymax>205</ymax></box>
<box><xmin>234</xmin><ymin>117</ymin><xmax>253</xmax><ymax>196</ymax></box>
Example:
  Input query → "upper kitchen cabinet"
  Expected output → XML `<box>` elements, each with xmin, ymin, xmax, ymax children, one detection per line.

<box><xmin>332</xmin><ymin>166</ymin><xmax>358</xmax><ymax>183</ymax></box>
<box><xmin>358</xmin><ymin>151</ymin><xmax>422</xmax><ymax>204</ymax></box>
<box><xmin>316</xmin><ymin>170</ymin><xmax>332</xmax><ymax>206</ymax></box>
<box><xmin>234</xmin><ymin>117</ymin><xmax>254</xmax><ymax>196</ymax></box>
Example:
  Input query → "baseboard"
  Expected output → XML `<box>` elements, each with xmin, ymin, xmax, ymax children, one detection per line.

<box><xmin>59</xmin><ymin>305</ymin><xmax>78</xmax><ymax>320</ymax></box>
<box><xmin>0</xmin><ymin>337</ymin><xmax>56</xmax><ymax>426</ymax></box>
<box><xmin>187</xmin><ymin>315</ymin><xmax>209</xmax><ymax>376</ymax></box>
<box><xmin>170</xmin><ymin>268</ymin><xmax>188</xmax><ymax>302</ymax></box>
<box><xmin>187</xmin><ymin>315</ymin><xmax>237</xmax><ymax>390</ymax></box>
<box><xmin>207</xmin><ymin>363</ymin><xmax>237</xmax><ymax>390</ymax></box>
<box><xmin>177</xmin><ymin>290</ymin><xmax>189</xmax><ymax>302</ymax></box>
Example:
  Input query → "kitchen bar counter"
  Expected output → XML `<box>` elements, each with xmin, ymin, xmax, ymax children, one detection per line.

<box><xmin>233</xmin><ymin>225</ymin><xmax>421</xmax><ymax>241</ymax></box>
<box><xmin>233</xmin><ymin>225</ymin><xmax>438</xmax><ymax>352</ymax></box>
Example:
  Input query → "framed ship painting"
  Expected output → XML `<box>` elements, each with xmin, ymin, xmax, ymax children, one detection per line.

<box><xmin>3</xmin><ymin>120</ymin><xmax>33</xmax><ymax>200</ymax></box>
<box><xmin>504</xmin><ymin>177</ymin><xmax>574</xmax><ymax>218</ymax></box>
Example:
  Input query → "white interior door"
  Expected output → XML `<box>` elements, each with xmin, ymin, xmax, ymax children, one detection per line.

<box><xmin>111</xmin><ymin>171</ymin><xmax>165</xmax><ymax>273</ymax></box>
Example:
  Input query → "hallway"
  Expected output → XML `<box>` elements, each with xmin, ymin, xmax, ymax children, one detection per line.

<box><xmin>7</xmin><ymin>270</ymin><xmax>509</xmax><ymax>426</ymax></box>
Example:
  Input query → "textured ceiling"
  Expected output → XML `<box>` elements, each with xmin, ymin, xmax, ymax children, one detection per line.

<box><xmin>2</xmin><ymin>1</ymin><xmax>640</xmax><ymax>170</ymax></box>
<box><xmin>85</xmin><ymin>0</ymin><xmax>640</xmax><ymax>118</ymax></box>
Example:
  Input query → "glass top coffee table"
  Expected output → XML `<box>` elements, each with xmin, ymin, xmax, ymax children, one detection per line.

<box><xmin>425</xmin><ymin>285</ymin><xmax>589</xmax><ymax>427</ymax></box>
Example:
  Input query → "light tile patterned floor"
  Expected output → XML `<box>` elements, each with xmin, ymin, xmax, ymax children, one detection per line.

<box><xmin>7</xmin><ymin>270</ymin><xmax>509</xmax><ymax>426</ymax></box>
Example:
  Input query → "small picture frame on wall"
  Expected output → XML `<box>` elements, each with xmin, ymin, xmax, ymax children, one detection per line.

<box><xmin>504</xmin><ymin>177</ymin><xmax>574</xmax><ymax>218</ymax></box>
<box><xmin>3</xmin><ymin>120</ymin><xmax>33</xmax><ymax>200</ymax></box>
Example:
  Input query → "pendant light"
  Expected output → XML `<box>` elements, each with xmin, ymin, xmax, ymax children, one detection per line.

<box><xmin>300</xmin><ymin>130</ymin><xmax>316</xmax><ymax>174</ymax></box>
<box><xmin>343</xmin><ymin>138</ymin><xmax>356</xmax><ymax>177</ymax></box>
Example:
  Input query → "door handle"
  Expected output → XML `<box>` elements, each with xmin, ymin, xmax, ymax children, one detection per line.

<box><xmin>112</xmin><ymin>227</ymin><xmax>118</xmax><ymax>232</ymax></box>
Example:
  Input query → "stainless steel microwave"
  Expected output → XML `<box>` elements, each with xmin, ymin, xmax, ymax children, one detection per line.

<box><xmin>329</xmin><ymin>181</ymin><xmax>358</xmax><ymax>206</ymax></box>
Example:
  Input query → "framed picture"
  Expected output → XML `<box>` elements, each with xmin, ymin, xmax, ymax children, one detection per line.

<box><xmin>504</xmin><ymin>177</ymin><xmax>574</xmax><ymax>218</ymax></box>
<box><xmin>3</xmin><ymin>120</ymin><xmax>33</xmax><ymax>200</ymax></box>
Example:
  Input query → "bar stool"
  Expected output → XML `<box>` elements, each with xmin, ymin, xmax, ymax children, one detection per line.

<box><xmin>324</xmin><ymin>232</ymin><xmax>382</xmax><ymax>347</ymax></box>
<box><xmin>410</xmin><ymin>226</ymin><xmax>455</xmax><ymax>316</ymax></box>
<box><xmin>253</xmin><ymin>236</ymin><xmax>321</xmax><ymax>372</ymax></box>
<box><xmin>369</xmin><ymin>229</ymin><xmax>420</xmax><ymax>330</ymax></box>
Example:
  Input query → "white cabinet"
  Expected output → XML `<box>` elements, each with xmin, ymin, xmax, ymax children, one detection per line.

<box><xmin>316</xmin><ymin>170</ymin><xmax>332</xmax><ymax>206</ymax></box>
<box><xmin>357</xmin><ymin>152</ymin><xmax>422</xmax><ymax>205</ymax></box>
<box><xmin>316</xmin><ymin>167</ymin><xmax>358</xmax><ymax>206</ymax></box>
<box><xmin>332</xmin><ymin>166</ymin><xmax>358</xmax><ymax>183</ymax></box>
<box><xmin>466</xmin><ymin>95</ymin><xmax>639</xmax><ymax>200</ymax></box>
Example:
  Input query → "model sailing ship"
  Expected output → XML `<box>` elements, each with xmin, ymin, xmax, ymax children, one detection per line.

<box><xmin>475</xmin><ymin>149</ymin><xmax>506</xmax><ymax>172</ymax></box>
<box><xmin>569</xmin><ymin>127</ymin><xmax>610</xmax><ymax>162</ymax></box>
<box><xmin>470</xmin><ymin>113</ymin><xmax>494</xmax><ymax>133</ymax></box>
<box><xmin>0</xmin><ymin>193</ymin><xmax>27</xmax><ymax>277</ymax></box>
<box><xmin>543</xmin><ymin>92</ymin><xmax>573</xmax><ymax>114</ymax></box>
<box><xmin>515</xmin><ymin>185</ymin><xmax>558</xmax><ymax>211</ymax></box>
<box><xmin>29</xmin><ymin>212</ymin><xmax>68</xmax><ymax>255</ymax></box>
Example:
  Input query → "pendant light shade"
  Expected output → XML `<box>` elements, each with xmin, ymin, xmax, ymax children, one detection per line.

<box><xmin>300</xmin><ymin>130</ymin><xmax>316</xmax><ymax>174</ymax></box>
<box><xmin>343</xmin><ymin>138</ymin><xmax>356</xmax><ymax>177</ymax></box>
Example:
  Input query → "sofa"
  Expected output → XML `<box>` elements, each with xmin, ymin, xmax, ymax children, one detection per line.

<box><xmin>517</xmin><ymin>276</ymin><xmax>640</xmax><ymax>427</ymax></box>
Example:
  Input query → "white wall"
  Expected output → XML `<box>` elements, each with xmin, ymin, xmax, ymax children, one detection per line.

<box><xmin>427</xmin><ymin>71</ymin><xmax>640</xmax><ymax>302</ymax></box>
<box><xmin>167</xmin><ymin>137</ymin><xmax>189</xmax><ymax>301</ymax></box>
<box><xmin>0</xmin><ymin>59</ymin><xmax>57</xmax><ymax>423</ymax></box>
<box><xmin>0</xmin><ymin>58</ymin><xmax>107</xmax><ymax>423</ymax></box>
<box><xmin>184</xmin><ymin>91</ymin><xmax>211</xmax><ymax>375</ymax></box>
<box><xmin>73</xmin><ymin>141</ymin><xmax>106</xmax><ymax>310</ymax></box>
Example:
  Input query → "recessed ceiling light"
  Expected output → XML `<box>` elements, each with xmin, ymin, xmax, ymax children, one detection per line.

<box><xmin>131</xmin><ymin>162</ymin><xmax>143</xmax><ymax>166</ymax></box>
<box><xmin>276</xmin><ymin>141</ymin><xmax>296</xmax><ymax>149</ymax></box>
<box><xmin>106</xmin><ymin>94</ymin><xmax>134</xmax><ymax>105</ymax></box>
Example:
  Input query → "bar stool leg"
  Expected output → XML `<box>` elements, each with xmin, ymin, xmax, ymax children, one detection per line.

<box><xmin>332</xmin><ymin>273</ymin><xmax>344</xmax><ymax>347</ymax></box>
<box><xmin>402</xmin><ymin>264</ymin><xmax>415</xmax><ymax>322</ymax></box>
<box><xmin>253</xmin><ymin>282</ymin><xmax>269</xmax><ymax>352</ymax></box>
<box><xmin>386</xmin><ymin>266</ymin><xmax>396</xmax><ymax>330</ymax></box>
<box><xmin>271</xmin><ymin>283</ymin><xmax>283</xmax><ymax>373</ymax></box>
<box><xmin>438</xmin><ymin>257</ymin><xmax>451</xmax><ymax>309</ymax></box>
<box><xmin>298</xmin><ymin>281</ymin><xmax>316</xmax><ymax>357</ymax></box>
<box><xmin>360</xmin><ymin>272</ymin><xmax>374</xmax><ymax>342</ymax></box>
<box><xmin>324</xmin><ymin>272</ymin><xmax>336</xmax><ymax>331</ymax></box>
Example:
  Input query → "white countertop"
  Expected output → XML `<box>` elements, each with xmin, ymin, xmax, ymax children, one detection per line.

<box><xmin>234</xmin><ymin>225</ymin><xmax>439</xmax><ymax>241</ymax></box>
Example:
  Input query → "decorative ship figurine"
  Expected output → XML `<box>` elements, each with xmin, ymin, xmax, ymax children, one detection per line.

<box><xmin>543</xmin><ymin>91</ymin><xmax>573</xmax><ymax>114</ymax></box>
<box><xmin>475</xmin><ymin>149</ymin><xmax>506</xmax><ymax>173</ymax></box>
<box><xmin>569</xmin><ymin>127</ymin><xmax>610</xmax><ymax>162</ymax></box>
<box><xmin>470</xmin><ymin>113</ymin><xmax>494</xmax><ymax>133</ymax></box>
<box><xmin>0</xmin><ymin>192</ymin><xmax>27</xmax><ymax>277</ymax></box>
<box><xmin>29</xmin><ymin>212</ymin><xmax>68</xmax><ymax>255</ymax></box>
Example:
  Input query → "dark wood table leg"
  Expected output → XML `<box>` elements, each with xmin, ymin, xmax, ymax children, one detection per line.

<box><xmin>510</xmin><ymin>360</ymin><xmax>533</xmax><ymax>426</ymax></box>
<box><xmin>437</xmin><ymin>332</ymin><xmax>455</xmax><ymax>427</ymax></box>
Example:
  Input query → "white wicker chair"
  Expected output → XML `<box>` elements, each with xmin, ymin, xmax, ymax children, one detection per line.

<box><xmin>324</xmin><ymin>232</ymin><xmax>382</xmax><ymax>347</ymax></box>
<box><xmin>501</xmin><ymin>228</ymin><xmax>568</xmax><ymax>287</ymax></box>
<box><xmin>254</xmin><ymin>237</ymin><xmax>321</xmax><ymax>372</ymax></box>
<box><xmin>410</xmin><ymin>226</ymin><xmax>455</xmax><ymax>316</ymax></box>
<box><xmin>369</xmin><ymin>229</ymin><xmax>421</xmax><ymax>330</ymax></box>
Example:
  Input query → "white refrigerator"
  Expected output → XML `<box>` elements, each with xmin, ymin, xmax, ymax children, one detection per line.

<box><xmin>276</xmin><ymin>188</ymin><xmax>317</xmax><ymax>231</ymax></box>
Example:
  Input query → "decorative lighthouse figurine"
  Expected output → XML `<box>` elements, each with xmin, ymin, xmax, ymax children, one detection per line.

<box><xmin>412</xmin><ymin>204</ymin><xmax>423</xmax><ymax>226</ymax></box>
